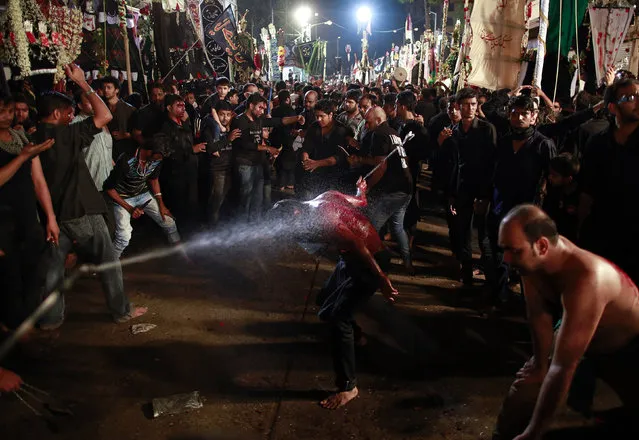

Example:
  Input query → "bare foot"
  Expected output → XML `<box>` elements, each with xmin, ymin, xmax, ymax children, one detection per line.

<box><xmin>320</xmin><ymin>387</ymin><xmax>359</xmax><ymax>409</ymax></box>
<box><xmin>115</xmin><ymin>306</ymin><xmax>148</xmax><ymax>323</ymax></box>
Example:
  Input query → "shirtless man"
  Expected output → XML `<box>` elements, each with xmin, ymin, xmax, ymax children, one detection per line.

<box><xmin>269</xmin><ymin>177</ymin><xmax>398</xmax><ymax>409</ymax></box>
<box><xmin>493</xmin><ymin>204</ymin><xmax>639</xmax><ymax>440</ymax></box>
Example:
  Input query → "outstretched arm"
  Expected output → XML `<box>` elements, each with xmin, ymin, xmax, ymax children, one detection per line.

<box><xmin>517</xmin><ymin>277</ymin><xmax>605</xmax><ymax>439</ymax></box>
<box><xmin>315</xmin><ymin>177</ymin><xmax>368</xmax><ymax>208</ymax></box>
<box><xmin>334</xmin><ymin>223</ymin><xmax>397</xmax><ymax>302</ymax></box>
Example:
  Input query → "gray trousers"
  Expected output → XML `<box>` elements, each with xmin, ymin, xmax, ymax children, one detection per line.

<box><xmin>38</xmin><ymin>214</ymin><xmax>130</xmax><ymax>325</ymax></box>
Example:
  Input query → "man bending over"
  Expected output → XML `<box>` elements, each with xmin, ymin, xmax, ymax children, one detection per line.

<box><xmin>269</xmin><ymin>177</ymin><xmax>398</xmax><ymax>409</ymax></box>
<box><xmin>493</xmin><ymin>204</ymin><xmax>639</xmax><ymax>439</ymax></box>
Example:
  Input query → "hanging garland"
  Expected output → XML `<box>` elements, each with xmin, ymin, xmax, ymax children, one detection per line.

<box><xmin>4</xmin><ymin>0</ymin><xmax>32</xmax><ymax>76</ymax></box>
<box><xmin>0</xmin><ymin>0</ymin><xmax>83</xmax><ymax>81</ymax></box>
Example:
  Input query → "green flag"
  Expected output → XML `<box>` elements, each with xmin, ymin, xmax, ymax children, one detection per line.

<box><xmin>546</xmin><ymin>0</ymin><xmax>589</xmax><ymax>57</ymax></box>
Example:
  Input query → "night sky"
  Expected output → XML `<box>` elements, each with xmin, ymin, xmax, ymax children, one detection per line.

<box><xmin>239</xmin><ymin>0</ymin><xmax>441</xmax><ymax>74</ymax></box>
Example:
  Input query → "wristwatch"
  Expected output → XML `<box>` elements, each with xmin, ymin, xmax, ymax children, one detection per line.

<box><xmin>85</xmin><ymin>88</ymin><xmax>96</xmax><ymax>97</ymax></box>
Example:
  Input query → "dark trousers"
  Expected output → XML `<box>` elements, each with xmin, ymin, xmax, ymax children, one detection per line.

<box><xmin>316</xmin><ymin>251</ymin><xmax>391</xmax><ymax>391</ymax></box>
<box><xmin>485</xmin><ymin>211</ymin><xmax>510</xmax><ymax>304</ymax></box>
<box><xmin>0</xmin><ymin>216</ymin><xmax>45</xmax><ymax>329</ymax></box>
<box><xmin>38</xmin><ymin>214</ymin><xmax>130</xmax><ymax>325</ymax></box>
<box><xmin>449</xmin><ymin>193</ymin><xmax>491</xmax><ymax>276</ymax></box>
<box><xmin>235</xmin><ymin>164</ymin><xmax>264</xmax><ymax>222</ymax></box>
<box><xmin>207</xmin><ymin>168</ymin><xmax>232</xmax><ymax>226</ymax></box>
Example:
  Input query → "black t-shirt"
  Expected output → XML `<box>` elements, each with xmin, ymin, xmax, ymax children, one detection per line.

<box><xmin>581</xmin><ymin>126</ymin><xmax>639</xmax><ymax>249</ymax></box>
<box><xmin>200</xmin><ymin>115</ymin><xmax>233</xmax><ymax>171</ymax></box>
<box><xmin>543</xmin><ymin>186</ymin><xmax>581</xmax><ymax>242</ymax></box>
<box><xmin>449</xmin><ymin>118</ymin><xmax>497</xmax><ymax>198</ymax></box>
<box><xmin>132</xmin><ymin>103</ymin><xmax>166</xmax><ymax>141</ymax></box>
<box><xmin>103</xmin><ymin>152</ymin><xmax>162</xmax><ymax>198</ymax></box>
<box><xmin>399</xmin><ymin>120</ymin><xmax>430</xmax><ymax>183</ymax></box>
<box><xmin>160</xmin><ymin>118</ymin><xmax>197</xmax><ymax>177</ymax></box>
<box><xmin>230</xmin><ymin>114</ymin><xmax>282</xmax><ymax>166</ymax></box>
<box><xmin>0</xmin><ymin>131</ymin><xmax>38</xmax><ymax>243</ymax></box>
<box><xmin>368</xmin><ymin>122</ymin><xmax>413</xmax><ymax>195</ymax></box>
<box><xmin>492</xmin><ymin>130</ymin><xmax>556</xmax><ymax>217</ymax></box>
<box><xmin>200</xmin><ymin>92</ymin><xmax>227</xmax><ymax>117</ymax></box>
<box><xmin>36</xmin><ymin>118</ymin><xmax>107</xmax><ymax>221</ymax></box>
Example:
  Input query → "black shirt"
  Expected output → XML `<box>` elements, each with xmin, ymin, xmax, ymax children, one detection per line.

<box><xmin>543</xmin><ymin>185</ymin><xmax>581</xmax><ymax>242</ymax></box>
<box><xmin>301</xmin><ymin>120</ymin><xmax>349</xmax><ymax>177</ymax></box>
<box><xmin>448</xmin><ymin>118</ymin><xmax>497</xmax><ymax>199</ymax></box>
<box><xmin>200</xmin><ymin>115</ymin><xmax>233</xmax><ymax>172</ymax></box>
<box><xmin>230</xmin><ymin>114</ymin><xmax>282</xmax><ymax>166</ymax></box>
<box><xmin>492</xmin><ymin>129</ymin><xmax>556</xmax><ymax>217</ymax></box>
<box><xmin>36</xmin><ymin>118</ymin><xmax>108</xmax><ymax>221</ymax></box>
<box><xmin>581</xmin><ymin>126</ymin><xmax>639</xmax><ymax>249</ymax></box>
<box><xmin>415</xmin><ymin>100</ymin><xmax>437</xmax><ymax>125</ymax></box>
<box><xmin>399</xmin><ymin>120</ymin><xmax>430</xmax><ymax>183</ymax></box>
<box><xmin>103</xmin><ymin>152</ymin><xmax>162</xmax><ymax>198</ymax></box>
<box><xmin>159</xmin><ymin>118</ymin><xmax>197</xmax><ymax>177</ymax></box>
<box><xmin>271</xmin><ymin>104</ymin><xmax>298</xmax><ymax>167</ymax></box>
<box><xmin>132</xmin><ymin>103</ymin><xmax>166</xmax><ymax>141</ymax></box>
<box><xmin>368</xmin><ymin>122</ymin><xmax>413</xmax><ymax>195</ymax></box>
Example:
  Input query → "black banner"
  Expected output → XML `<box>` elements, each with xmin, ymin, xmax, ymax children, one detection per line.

<box><xmin>201</xmin><ymin>0</ymin><xmax>229</xmax><ymax>78</ymax></box>
<box><xmin>295</xmin><ymin>42</ymin><xmax>315</xmax><ymax>69</ymax></box>
<box><xmin>206</xmin><ymin>6</ymin><xmax>252</xmax><ymax>69</ymax></box>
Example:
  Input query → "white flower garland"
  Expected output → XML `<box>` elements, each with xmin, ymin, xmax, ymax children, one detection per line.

<box><xmin>8</xmin><ymin>0</ymin><xmax>31</xmax><ymax>76</ymax></box>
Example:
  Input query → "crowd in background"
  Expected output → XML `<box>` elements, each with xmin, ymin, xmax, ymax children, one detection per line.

<box><xmin>1</xmin><ymin>63</ymin><xmax>638</xmax><ymax>393</ymax></box>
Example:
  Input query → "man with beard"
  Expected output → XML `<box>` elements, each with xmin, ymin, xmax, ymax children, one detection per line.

<box><xmin>132</xmin><ymin>83</ymin><xmax>166</xmax><ymax>144</ymax></box>
<box><xmin>101</xmin><ymin>76</ymin><xmax>135</xmax><ymax>159</ymax></box>
<box><xmin>268</xmin><ymin>177</ymin><xmax>398</xmax><ymax>409</ymax></box>
<box><xmin>298</xmin><ymin>90</ymin><xmax>319</xmax><ymax>135</ymax></box>
<box><xmin>231</xmin><ymin>93</ymin><xmax>304</xmax><ymax>222</ymax></box>
<box><xmin>486</xmin><ymin>95</ymin><xmax>556</xmax><ymax>306</ymax></box>
<box><xmin>493</xmin><ymin>205</ymin><xmax>639</xmax><ymax>440</ymax></box>
<box><xmin>579</xmin><ymin>78</ymin><xmax>639</xmax><ymax>285</ymax></box>
<box><xmin>337</xmin><ymin>90</ymin><xmax>364</xmax><ymax>141</ymax></box>
<box><xmin>299</xmin><ymin>99</ymin><xmax>350</xmax><ymax>198</ymax></box>
<box><xmin>159</xmin><ymin>94</ymin><xmax>207</xmax><ymax>229</ymax></box>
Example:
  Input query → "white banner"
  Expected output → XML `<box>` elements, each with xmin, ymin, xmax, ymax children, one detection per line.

<box><xmin>589</xmin><ymin>6</ymin><xmax>636</xmax><ymax>84</ymax></box>
<box><xmin>466</xmin><ymin>0</ymin><xmax>528</xmax><ymax>90</ymax></box>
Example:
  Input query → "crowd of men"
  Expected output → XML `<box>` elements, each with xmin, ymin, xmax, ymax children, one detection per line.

<box><xmin>1</xmin><ymin>61</ymin><xmax>639</xmax><ymax>438</ymax></box>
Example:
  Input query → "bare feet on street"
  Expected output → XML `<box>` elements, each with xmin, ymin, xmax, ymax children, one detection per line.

<box><xmin>320</xmin><ymin>387</ymin><xmax>359</xmax><ymax>409</ymax></box>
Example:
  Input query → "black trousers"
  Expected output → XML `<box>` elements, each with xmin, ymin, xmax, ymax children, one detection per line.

<box><xmin>449</xmin><ymin>193</ymin><xmax>491</xmax><ymax>276</ymax></box>
<box><xmin>0</xmin><ymin>212</ymin><xmax>45</xmax><ymax>329</ymax></box>
<box><xmin>316</xmin><ymin>251</ymin><xmax>391</xmax><ymax>391</ymax></box>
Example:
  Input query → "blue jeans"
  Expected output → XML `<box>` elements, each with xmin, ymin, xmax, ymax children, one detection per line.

<box><xmin>111</xmin><ymin>192</ymin><xmax>181</xmax><ymax>258</ymax></box>
<box><xmin>38</xmin><ymin>214</ymin><xmax>130</xmax><ymax>325</ymax></box>
<box><xmin>368</xmin><ymin>191</ymin><xmax>412</xmax><ymax>265</ymax></box>
<box><xmin>236</xmin><ymin>164</ymin><xmax>264</xmax><ymax>223</ymax></box>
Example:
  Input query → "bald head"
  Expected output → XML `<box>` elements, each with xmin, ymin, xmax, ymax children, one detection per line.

<box><xmin>499</xmin><ymin>205</ymin><xmax>559</xmax><ymax>274</ymax></box>
<box><xmin>304</xmin><ymin>91</ymin><xmax>318</xmax><ymax>110</ymax></box>
<box><xmin>364</xmin><ymin>106</ymin><xmax>387</xmax><ymax>131</ymax></box>
<box><xmin>501</xmin><ymin>204</ymin><xmax>559</xmax><ymax>247</ymax></box>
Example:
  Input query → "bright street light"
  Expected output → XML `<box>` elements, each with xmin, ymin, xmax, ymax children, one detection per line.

<box><xmin>294</xmin><ymin>6</ymin><xmax>312</xmax><ymax>26</ymax></box>
<box><xmin>326</xmin><ymin>20</ymin><xmax>333</xmax><ymax>26</ymax></box>
<box><xmin>314</xmin><ymin>12</ymin><xmax>319</xmax><ymax>17</ymax></box>
<box><xmin>356</xmin><ymin>6</ymin><xmax>372</xmax><ymax>24</ymax></box>
<box><xmin>414</xmin><ymin>27</ymin><xmax>418</xmax><ymax>31</ymax></box>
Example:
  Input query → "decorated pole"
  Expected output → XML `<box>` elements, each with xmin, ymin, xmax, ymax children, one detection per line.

<box><xmin>119</xmin><ymin>0</ymin><xmax>133</xmax><ymax>94</ymax></box>
<box><xmin>533</xmin><ymin>0</ymin><xmax>550</xmax><ymax>89</ymax></box>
